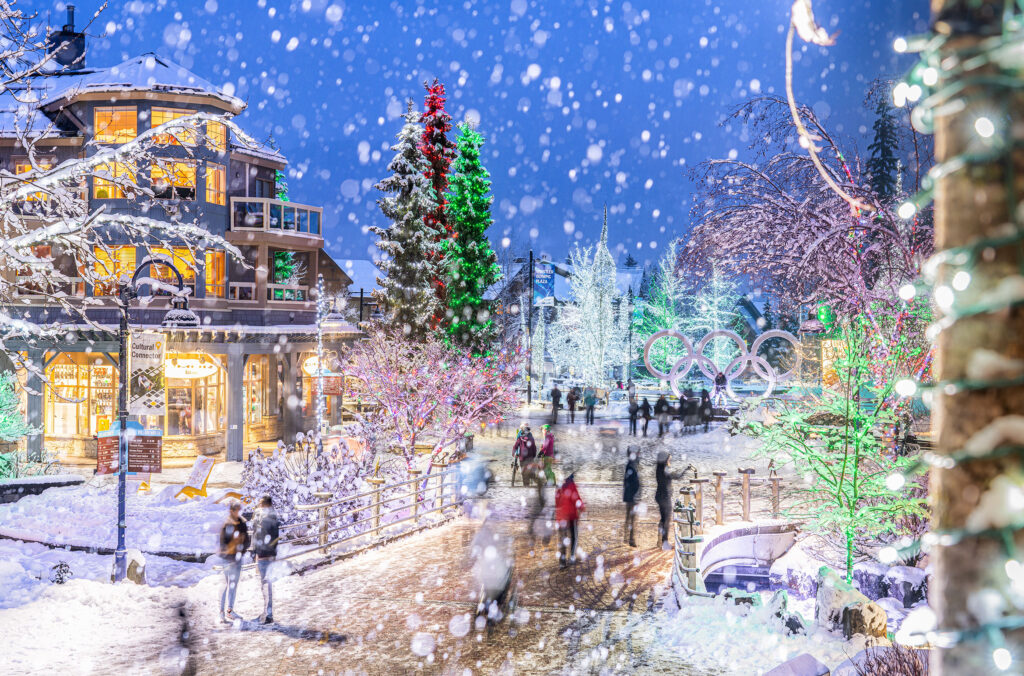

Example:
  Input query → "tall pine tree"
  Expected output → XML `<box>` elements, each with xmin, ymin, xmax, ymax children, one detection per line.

<box><xmin>635</xmin><ymin>240</ymin><xmax>687</xmax><ymax>374</ymax></box>
<box><xmin>867</xmin><ymin>95</ymin><xmax>902</xmax><ymax>203</ymax></box>
<box><xmin>371</xmin><ymin>103</ymin><xmax>444</xmax><ymax>339</ymax></box>
<box><xmin>419</xmin><ymin>79</ymin><xmax>458</xmax><ymax>315</ymax></box>
<box><xmin>444</xmin><ymin>122</ymin><xmax>501</xmax><ymax>352</ymax></box>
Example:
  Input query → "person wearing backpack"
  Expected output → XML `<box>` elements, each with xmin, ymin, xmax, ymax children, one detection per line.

<box><xmin>622</xmin><ymin>451</ymin><xmax>641</xmax><ymax>547</ymax></box>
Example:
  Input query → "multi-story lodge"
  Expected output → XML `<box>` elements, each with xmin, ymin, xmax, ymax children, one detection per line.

<box><xmin>1</xmin><ymin>16</ymin><xmax>359</xmax><ymax>465</ymax></box>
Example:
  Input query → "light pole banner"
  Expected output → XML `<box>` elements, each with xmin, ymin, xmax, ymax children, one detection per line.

<box><xmin>533</xmin><ymin>262</ymin><xmax>554</xmax><ymax>307</ymax></box>
<box><xmin>129</xmin><ymin>332</ymin><xmax>166</xmax><ymax>416</ymax></box>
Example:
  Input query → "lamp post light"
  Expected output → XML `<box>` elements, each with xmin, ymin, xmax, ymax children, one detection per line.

<box><xmin>112</xmin><ymin>255</ymin><xmax>199</xmax><ymax>583</ymax></box>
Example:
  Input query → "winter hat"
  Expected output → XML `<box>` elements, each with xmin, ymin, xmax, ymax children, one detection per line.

<box><xmin>657</xmin><ymin>450</ymin><xmax>669</xmax><ymax>464</ymax></box>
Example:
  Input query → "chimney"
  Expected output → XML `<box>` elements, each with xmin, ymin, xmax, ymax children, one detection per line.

<box><xmin>46</xmin><ymin>6</ymin><xmax>86</xmax><ymax>71</ymax></box>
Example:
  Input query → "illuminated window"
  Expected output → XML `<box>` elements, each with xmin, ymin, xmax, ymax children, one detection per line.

<box><xmin>206</xmin><ymin>121</ymin><xmax>227</xmax><ymax>151</ymax></box>
<box><xmin>205</xmin><ymin>249</ymin><xmax>226</xmax><ymax>298</ymax></box>
<box><xmin>94</xmin><ymin>107</ymin><xmax>137</xmax><ymax>144</ymax></box>
<box><xmin>93</xmin><ymin>162</ymin><xmax>134</xmax><ymax>199</ymax></box>
<box><xmin>151</xmin><ymin>107</ymin><xmax>196</xmax><ymax>146</ymax></box>
<box><xmin>149</xmin><ymin>247</ymin><xmax>197</xmax><ymax>294</ymax></box>
<box><xmin>151</xmin><ymin>160</ymin><xmax>196</xmax><ymax>200</ymax></box>
<box><xmin>205</xmin><ymin>163</ymin><xmax>226</xmax><ymax>205</ymax></box>
<box><xmin>15</xmin><ymin>161</ymin><xmax>53</xmax><ymax>201</ymax></box>
<box><xmin>93</xmin><ymin>246</ymin><xmax>136</xmax><ymax>296</ymax></box>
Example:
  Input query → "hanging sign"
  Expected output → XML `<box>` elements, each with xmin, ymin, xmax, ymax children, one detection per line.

<box><xmin>165</xmin><ymin>355</ymin><xmax>219</xmax><ymax>380</ymax></box>
<box><xmin>129</xmin><ymin>332</ymin><xmax>165</xmax><ymax>416</ymax></box>
<box><xmin>302</xmin><ymin>352</ymin><xmax>341</xmax><ymax>377</ymax></box>
<box><xmin>533</xmin><ymin>262</ymin><xmax>554</xmax><ymax>307</ymax></box>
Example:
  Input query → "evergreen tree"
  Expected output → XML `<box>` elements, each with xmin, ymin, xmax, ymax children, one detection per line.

<box><xmin>371</xmin><ymin>103</ymin><xmax>444</xmax><ymax>338</ymax></box>
<box><xmin>0</xmin><ymin>372</ymin><xmax>34</xmax><ymax>443</ymax></box>
<box><xmin>761</xmin><ymin>297</ymin><xmax>775</xmax><ymax>330</ymax></box>
<box><xmin>635</xmin><ymin>240</ymin><xmax>687</xmax><ymax>375</ymax></box>
<box><xmin>266</xmin><ymin>133</ymin><xmax>290</xmax><ymax>201</ymax></box>
<box><xmin>444</xmin><ymin>122</ymin><xmax>501</xmax><ymax>352</ymax></box>
<box><xmin>867</xmin><ymin>95</ymin><xmax>902</xmax><ymax>203</ymax></box>
<box><xmin>419</xmin><ymin>79</ymin><xmax>458</xmax><ymax>314</ymax></box>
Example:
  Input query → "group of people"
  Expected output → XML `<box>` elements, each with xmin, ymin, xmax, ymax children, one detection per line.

<box><xmin>218</xmin><ymin>496</ymin><xmax>280</xmax><ymax>624</ymax></box>
<box><xmin>548</xmin><ymin>385</ymin><xmax>599</xmax><ymax>425</ymax></box>
<box><xmin>511</xmin><ymin>423</ymin><xmax>586</xmax><ymax>567</ymax></box>
<box><xmin>628</xmin><ymin>389</ymin><xmax>714</xmax><ymax>437</ymax></box>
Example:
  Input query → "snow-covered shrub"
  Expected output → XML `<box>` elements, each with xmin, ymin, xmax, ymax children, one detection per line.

<box><xmin>853</xmin><ymin>644</ymin><xmax>926</xmax><ymax>676</ymax></box>
<box><xmin>48</xmin><ymin>561</ymin><xmax>72</xmax><ymax>584</ymax></box>
<box><xmin>241</xmin><ymin>432</ymin><xmax>380</xmax><ymax>542</ymax></box>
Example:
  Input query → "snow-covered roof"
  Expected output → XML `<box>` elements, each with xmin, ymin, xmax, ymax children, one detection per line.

<box><xmin>338</xmin><ymin>259</ymin><xmax>384</xmax><ymax>293</ymax></box>
<box><xmin>39</xmin><ymin>54</ymin><xmax>244</xmax><ymax>113</ymax></box>
<box><xmin>230</xmin><ymin>138</ymin><xmax>286</xmax><ymax>166</ymax></box>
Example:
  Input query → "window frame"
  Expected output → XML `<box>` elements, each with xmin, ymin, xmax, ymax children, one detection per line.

<box><xmin>93</xmin><ymin>162</ymin><xmax>135</xmax><ymax>200</ymax></box>
<box><xmin>94</xmin><ymin>106</ymin><xmax>137</xmax><ymax>144</ymax></box>
<box><xmin>205</xmin><ymin>162</ymin><xmax>226</xmax><ymax>206</ymax></box>
<box><xmin>204</xmin><ymin>249</ymin><xmax>226</xmax><ymax>298</ymax></box>
<box><xmin>150</xmin><ymin>160</ymin><xmax>197</xmax><ymax>201</ymax></box>
<box><xmin>206</xmin><ymin>121</ymin><xmax>227</xmax><ymax>152</ymax></box>
<box><xmin>93</xmin><ymin>245</ymin><xmax>137</xmax><ymax>296</ymax></box>
<box><xmin>151</xmin><ymin>107</ymin><xmax>197</xmax><ymax>146</ymax></box>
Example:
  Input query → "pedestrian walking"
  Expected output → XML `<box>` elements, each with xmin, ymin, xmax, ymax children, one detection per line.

<box><xmin>654</xmin><ymin>394</ymin><xmax>670</xmax><ymax>437</ymax></box>
<box><xmin>627</xmin><ymin>378</ymin><xmax>636</xmax><ymax>401</ymax></box>
<box><xmin>699</xmin><ymin>389</ymin><xmax>713</xmax><ymax>432</ymax></box>
<box><xmin>219</xmin><ymin>500</ymin><xmax>250</xmax><ymax>623</ymax></box>
<box><xmin>550</xmin><ymin>385</ymin><xmax>562</xmax><ymax>424</ymax></box>
<box><xmin>567</xmin><ymin>387</ymin><xmax>579</xmax><ymax>424</ymax></box>
<box><xmin>628</xmin><ymin>397</ymin><xmax>639</xmax><ymax>436</ymax></box>
<box><xmin>622</xmin><ymin>451</ymin><xmax>640</xmax><ymax>547</ymax></box>
<box><xmin>712</xmin><ymin>371</ymin><xmax>728</xmax><ymax>408</ymax></box>
<box><xmin>251</xmin><ymin>496</ymin><xmax>279</xmax><ymax>624</ymax></box>
<box><xmin>511</xmin><ymin>423</ymin><xmax>537</xmax><ymax>486</ymax></box>
<box><xmin>583</xmin><ymin>386</ymin><xmax>597</xmax><ymax>425</ymax></box>
<box><xmin>555</xmin><ymin>473</ymin><xmax>585</xmax><ymax>567</ymax></box>
<box><xmin>655</xmin><ymin>451</ymin><xmax>684</xmax><ymax>548</ymax></box>
<box><xmin>540</xmin><ymin>424</ymin><xmax>557</xmax><ymax>485</ymax></box>
<box><xmin>639</xmin><ymin>397</ymin><xmax>652</xmax><ymax>437</ymax></box>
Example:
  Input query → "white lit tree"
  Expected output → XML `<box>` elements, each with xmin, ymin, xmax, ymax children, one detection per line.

<box><xmin>677</xmin><ymin>265</ymin><xmax>744</xmax><ymax>375</ymax></box>
<box><xmin>548</xmin><ymin>210</ymin><xmax>630</xmax><ymax>385</ymax></box>
<box><xmin>634</xmin><ymin>239</ymin><xmax>688</xmax><ymax>375</ymax></box>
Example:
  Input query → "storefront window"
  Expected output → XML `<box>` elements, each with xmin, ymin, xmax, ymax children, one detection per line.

<box><xmin>144</xmin><ymin>354</ymin><xmax>225</xmax><ymax>437</ymax></box>
<box><xmin>46</xmin><ymin>355</ymin><xmax>117</xmax><ymax>437</ymax></box>
<box><xmin>243</xmin><ymin>355</ymin><xmax>269</xmax><ymax>426</ymax></box>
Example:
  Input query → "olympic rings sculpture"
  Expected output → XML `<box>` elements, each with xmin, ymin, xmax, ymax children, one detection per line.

<box><xmin>642</xmin><ymin>329</ymin><xmax>801</xmax><ymax>400</ymax></box>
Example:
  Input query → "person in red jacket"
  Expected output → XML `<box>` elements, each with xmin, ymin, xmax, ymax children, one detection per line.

<box><xmin>555</xmin><ymin>473</ymin><xmax>584</xmax><ymax>567</ymax></box>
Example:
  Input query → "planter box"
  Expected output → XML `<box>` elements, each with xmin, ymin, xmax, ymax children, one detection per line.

<box><xmin>0</xmin><ymin>474</ymin><xmax>84</xmax><ymax>504</ymax></box>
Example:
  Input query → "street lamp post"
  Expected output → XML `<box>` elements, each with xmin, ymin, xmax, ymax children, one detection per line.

<box><xmin>112</xmin><ymin>255</ymin><xmax>199</xmax><ymax>582</ymax></box>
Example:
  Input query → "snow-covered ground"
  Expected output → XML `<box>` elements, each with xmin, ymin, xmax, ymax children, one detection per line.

<box><xmin>0</xmin><ymin>483</ymin><xmax>230</xmax><ymax>555</ymax></box>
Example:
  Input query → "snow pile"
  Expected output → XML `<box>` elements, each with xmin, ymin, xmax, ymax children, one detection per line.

<box><xmin>0</xmin><ymin>483</ymin><xmax>229</xmax><ymax>554</ymax></box>
<box><xmin>654</xmin><ymin>594</ymin><xmax>850</xmax><ymax>673</ymax></box>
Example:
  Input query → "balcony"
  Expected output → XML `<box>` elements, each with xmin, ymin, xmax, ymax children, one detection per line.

<box><xmin>230</xmin><ymin>197</ymin><xmax>322</xmax><ymax>238</ymax></box>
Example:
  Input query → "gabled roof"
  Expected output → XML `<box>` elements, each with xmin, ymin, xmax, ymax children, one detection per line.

<box><xmin>40</xmin><ymin>53</ymin><xmax>245</xmax><ymax>113</ymax></box>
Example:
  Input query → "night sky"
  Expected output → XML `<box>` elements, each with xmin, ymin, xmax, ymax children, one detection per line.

<box><xmin>44</xmin><ymin>0</ymin><xmax>930</xmax><ymax>266</ymax></box>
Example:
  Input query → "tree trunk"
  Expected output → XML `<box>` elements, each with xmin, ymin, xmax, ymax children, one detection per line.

<box><xmin>930</xmin><ymin>2</ymin><xmax>1024</xmax><ymax>672</ymax></box>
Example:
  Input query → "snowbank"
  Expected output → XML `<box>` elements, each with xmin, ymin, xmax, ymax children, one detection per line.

<box><xmin>654</xmin><ymin>593</ymin><xmax>851</xmax><ymax>674</ymax></box>
<box><xmin>0</xmin><ymin>483</ymin><xmax>229</xmax><ymax>555</ymax></box>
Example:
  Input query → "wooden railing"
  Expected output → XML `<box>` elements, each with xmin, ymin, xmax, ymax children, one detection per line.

<box><xmin>672</xmin><ymin>468</ymin><xmax>786</xmax><ymax>599</ymax></box>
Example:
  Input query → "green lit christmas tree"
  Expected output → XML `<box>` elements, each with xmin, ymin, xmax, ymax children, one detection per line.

<box><xmin>443</xmin><ymin>122</ymin><xmax>500</xmax><ymax>353</ymax></box>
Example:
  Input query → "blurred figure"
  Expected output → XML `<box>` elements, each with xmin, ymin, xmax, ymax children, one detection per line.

<box><xmin>627</xmin><ymin>378</ymin><xmax>636</xmax><ymax>401</ymax></box>
<box><xmin>655</xmin><ymin>451</ymin><xmax>684</xmax><ymax>548</ymax></box>
<box><xmin>583</xmin><ymin>386</ymin><xmax>597</xmax><ymax>425</ymax></box>
<box><xmin>712</xmin><ymin>371</ymin><xmax>728</xmax><ymax>408</ymax></box>
<box><xmin>550</xmin><ymin>385</ymin><xmax>562</xmax><ymax>424</ymax></box>
<box><xmin>540</xmin><ymin>424</ymin><xmax>556</xmax><ymax>485</ymax></box>
<box><xmin>628</xmin><ymin>396</ymin><xmax>639</xmax><ymax>436</ymax></box>
<box><xmin>251</xmin><ymin>496</ymin><xmax>279</xmax><ymax>624</ymax></box>
<box><xmin>511</xmin><ymin>423</ymin><xmax>537</xmax><ymax>486</ymax></box>
<box><xmin>622</xmin><ymin>451</ymin><xmax>640</xmax><ymax>547</ymax></box>
<box><xmin>566</xmin><ymin>387</ymin><xmax>579</xmax><ymax>424</ymax></box>
<box><xmin>639</xmin><ymin>397</ymin><xmax>652</xmax><ymax>437</ymax></box>
<box><xmin>654</xmin><ymin>394</ymin><xmax>670</xmax><ymax>437</ymax></box>
<box><xmin>470</xmin><ymin>514</ymin><xmax>515</xmax><ymax>628</ymax></box>
<box><xmin>219</xmin><ymin>501</ymin><xmax>250</xmax><ymax>623</ymax></box>
<box><xmin>555</xmin><ymin>473</ymin><xmax>585</xmax><ymax>567</ymax></box>
<box><xmin>699</xmin><ymin>389</ymin><xmax>713</xmax><ymax>432</ymax></box>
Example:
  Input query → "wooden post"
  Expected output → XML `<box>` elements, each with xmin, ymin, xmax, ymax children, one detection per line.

<box><xmin>769</xmin><ymin>477</ymin><xmax>782</xmax><ymax>519</ymax></box>
<box><xmin>690</xmin><ymin>478</ymin><xmax>708</xmax><ymax>532</ymax></box>
<box><xmin>712</xmin><ymin>471</ymin><xmax>726</xmax><ymax>525</ymax></box>
<box><xmin>313</xmin><ymin>491</ymin><xmax>332</xmax><ymax>550</ymax></box>
<box><xmin>739</xmin><ymin>469</ymin><xmax>755</xmax><ymax>522</ymax></box>
<box><xmin>433</xmin><ymin>462</ymin><xmax>447</xmax><ymax>510</ymax></box>
<box><xmin>409</xmin><ymin>469</ymin><xmax>422</xmax><ymax>524</ymax></box>
<box><xmin>367</xmin><ymin>476</ymin><xmax>384</xmax><ymax>535</ymax></box>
